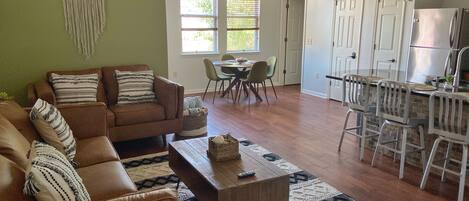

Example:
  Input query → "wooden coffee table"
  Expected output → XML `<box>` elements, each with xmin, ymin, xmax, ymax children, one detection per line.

<box><xmin>169</xmin><ymin>138</ymin><xmax>289</xmax><ymax>201</ymax></box>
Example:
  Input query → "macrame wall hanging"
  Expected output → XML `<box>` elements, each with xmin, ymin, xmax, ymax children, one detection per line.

<box><xmin>63</xmin><ymin>0</ymin><xmax>106</xmax><ymax>59</ymax></box>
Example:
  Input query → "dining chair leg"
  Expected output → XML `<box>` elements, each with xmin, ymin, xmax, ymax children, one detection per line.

<box><xmin>441</xmin><ymin>142</ymin><xmax>453</xmax><ymax>182</ymax></box>
<box><xmin>399</xmin><ymin>128</ymin><xmax>408</xmax><ymax>179</ymax></box>
<box><xmin>372</xmin><ymin>121</ymin><xmax>387</xmax><ymax>167</ymax></box>
<box><xmin>213</xmin><ymin>81</ymin><xmax>218</xmax><ymax>104</ymax></box>
<box><xmin>338</xmin><ymin>109</ymin><xmax>353</xmax><ymax>152</ymax></box>
<box><xmin>247</xmin><ymin>82</ymin><xmax>251</xmax><ymax>108</ymax></box>
<box><xmin>219</xmin><ymin>80</ymin><xmax>224</xmax><ymax>94</ymax></box>
<box><xmin>418</xmin><ymin>125</ymin><xmax>427</xmax><ymax>172</ymax></box>
<box><xmin>393</xmin><ymin>129</ymin><xmax>400</xmax><ymax>163</ymax></box>
<box><xmin>457</xmin><ymin>145</ymin><xmax>468</xmax><ymax>201</ymax></box>
<box><xmin>202</xmin><ymin>80</ymin><xmax>211</xmax><ymax>101</ymax></box>
<box><xmin>262</xmin><ymin>81</ymin><xmax>269</xmax><ymax>104</ymax></box>
<box><xmin>237</xmin><ymin>82</ymin><xmax>243</xmax><ymax>103</ymax></box>
<box><xmin>359</xmin><ymin>115</ymin><xmax>367</xmax><ymax>161</ymax></box>
<box><xmin>269</xmin><ymin>78</ymin><xmax>278</xmax><ymax>99</ymax></box>
<box><xmin>420</xmin><ymin>138</ymin><xmax>443</xmax><ymax>189</ymax></box>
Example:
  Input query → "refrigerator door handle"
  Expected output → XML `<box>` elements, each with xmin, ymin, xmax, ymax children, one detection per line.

<box><xmin>449</xmin><ymin>11</ymin><xmax>458</xmax><ymax>47</ymax></box>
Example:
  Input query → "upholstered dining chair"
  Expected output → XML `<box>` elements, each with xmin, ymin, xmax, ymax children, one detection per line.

<box><xmin>203</xmin><ymin>59</ymin><xmax>232</xmax><ymax>103</ymax></box>
<box><xmin>266</xmin><ymin>56</ymin><xmax>278</xmax><ymax>99</ymax></box>
<box><xmin>221</xmin><ymin>54</ymin><xmax>238</xmax><ymax>77</ymax></box>
<box><xmin>238</xmin><ymin>61</ymin><xmax>269</xmax><ymax>106</ymax></box>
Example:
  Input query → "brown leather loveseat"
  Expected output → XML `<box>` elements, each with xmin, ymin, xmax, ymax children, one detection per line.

<box><xmin>27</xmin><ymin>65</ymin><xmax>184</xmax><ymax>143</ymax></box>
<box><xmin>0</xmin><ymin>101</ymin><xmax>177</xmax><ymax>201</ymax></box>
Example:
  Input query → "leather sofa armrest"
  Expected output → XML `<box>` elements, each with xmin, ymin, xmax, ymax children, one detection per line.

<box><xmin>33</xmin><ymin>79</ymin><xmax>56</xmax><ymax>105</ymax></box>
<box><xmin>26</xmin><ymin>83</ymin><xmax>37</xmax><ymax>107</ymax></box>
<box><xmin>154</xmin><ymin>76</ymin><xmax>184</xmax><ymax>120</ymax></box>
<box><xmin>107</xmin><ymin>188</ymin><xmax>177</xmax><ymax>201</ymax></box>
<box><xmin>57</xmin><ymin>103</ymin><xmax>107</xmax><ymax>140</ymax></box>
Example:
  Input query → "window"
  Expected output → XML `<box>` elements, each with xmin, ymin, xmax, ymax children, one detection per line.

<box><xmin>180</xmin><ymin>0</ymin><xmax>218</xmax><ymax>53</ymax></box>
<box><xmin>227</xmin><ymin>0</ymin><xmax>260</xmax><ymax>52</ymax></box>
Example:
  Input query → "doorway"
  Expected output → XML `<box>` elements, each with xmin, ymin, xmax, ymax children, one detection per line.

<box><xmin>329</xmin><ymin>0</ymin><xmax>364</xmax><ymax>101</ymax></box>
<box><xmin>283</xmin><ymin>0</ymin><xmax>305</xmax><ymax>85</ymax></box>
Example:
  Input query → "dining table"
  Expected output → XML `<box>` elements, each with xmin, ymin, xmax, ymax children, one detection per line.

<box><xmin>212</xmin><ymin>60</ymin><xmax>264</xmax><ymax>102</ymax></box>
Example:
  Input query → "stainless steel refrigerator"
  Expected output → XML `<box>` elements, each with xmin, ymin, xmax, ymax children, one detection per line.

<box><xmin>407</xmin><ymin>8</ymin><xmax>469</xmax><ymax>84</ymax></box>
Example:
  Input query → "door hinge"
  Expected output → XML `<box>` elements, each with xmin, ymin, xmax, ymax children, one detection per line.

<box><xmin>283</xmin><ymin>69</ymin><xmax>287</xmax><ymax>74</ymax></box>
<box><xmin>333</xmin><ymin>42</ymin><xmax>335</xmax><ymax>47</ymax></box>
<box><xmin>286</xmin><ymin>3</ymin><xmax>290</xmax><ymax>9</ymax></box>
<box><xmin>335</xmin><ymin>0</ymin><xmax>338</xmax><ymax>6</ymax></box>
<box><xmin>374</xmin><ymin>44</ymin><xmax>377</xmax><ymax>50</ymax></box>
<box><xmin>284</xmin><ymin>37</ymin><xmax>288</xmax><ymax>42</ymax></box>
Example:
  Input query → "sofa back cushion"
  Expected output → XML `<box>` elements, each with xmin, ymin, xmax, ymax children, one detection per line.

<box><xmin>102</xmin><ymin>65</ymin><xmax>150</xmax><ymax>106</ymax></box>
<box><xmin>0</xmin><ymin>101</ymin><xmax>39</xmax><ymax>142</ymax></box>
<box><xmin>0</xmin><ymin>113</ymin><xmax>30</xmax><ymax>170</ymax></box>
<box><xmin>0</xmin><ymin>155</ymin><xmax>31</xmax><ymax>201</ymax></box>
<box><xmin>47</xmin><ymin>68</ymin><xmax>107</xmax><ymax>104</ymax></box>
<box><xmin>49</xmin><ymin>73</ymin><xmax>100</xmax><ymax>105</ymax></box>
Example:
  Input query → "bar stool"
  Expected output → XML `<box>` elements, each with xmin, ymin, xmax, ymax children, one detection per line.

<box><xmin>338</xmin><ymin>74</ymin><xmax>380</xmax><ymax>161</ymax></box>
<box><xmin>371</xmin><ymin>80</ymin><xmax>427</xmax><ymax>179</ymax></box>
<box><xmin>420</xmin><ymin>92</ymin><xmax>469</xmax><ymax>201</ymax></box>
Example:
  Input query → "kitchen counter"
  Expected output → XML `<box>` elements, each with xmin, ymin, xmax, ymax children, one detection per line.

<box><xmin>325</xmin><ymin>73</ymin><xmax>468</xmax><ymax>180</ymax></box>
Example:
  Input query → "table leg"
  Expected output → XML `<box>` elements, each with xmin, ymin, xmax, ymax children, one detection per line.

<box><xmin>221</xmin><ymin>78</ymin><xmax>239</xmax><ymax>98</ymax></box>
<box><xmin>248</xmin><ymin>83</ymin><xmax>263</xmax><ymax>102</ymax></box>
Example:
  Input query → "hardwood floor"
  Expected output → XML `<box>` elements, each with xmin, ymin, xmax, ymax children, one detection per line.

<box><xmin>114</xmin><ymin>85</ymin><xmax>466</xmax><ymax>201</ymax></box>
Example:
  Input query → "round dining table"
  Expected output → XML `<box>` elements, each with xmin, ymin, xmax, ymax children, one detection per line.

<box><xmin>212</xmin><ymin>60</ymin><xmax>264</xmax><ymax>102</ymax></box>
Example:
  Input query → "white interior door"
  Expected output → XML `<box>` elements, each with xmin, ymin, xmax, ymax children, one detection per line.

<box><xmin>372</xmin><ymin>0</ymin><xmax>405</xmax><ymax>80</ymax></box>
<box><xmin>329</xmin><ymin>0</ymin><xmax>364</xmax><ymax>101</ymax></box>
<box><xmin>284</xmin><ymin>0</ymin><xmax>305</xmax><ymax>85</ymax></box>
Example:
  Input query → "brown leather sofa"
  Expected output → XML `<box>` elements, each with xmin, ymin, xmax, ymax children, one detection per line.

<box><xmin>0</xmin><ymin>101</ymin><xmax>177</xmax><ymax>201</ymax></box>
<box><xmin>27</xmin><ymin>65</ymin><xmax>184</xmax><ymax>143</ymax></box>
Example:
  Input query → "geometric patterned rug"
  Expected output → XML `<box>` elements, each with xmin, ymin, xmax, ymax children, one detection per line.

<box><xmin>122</xmin><ymin>138</ymin><xmax>355</xmax><ymax>201</ymax></box>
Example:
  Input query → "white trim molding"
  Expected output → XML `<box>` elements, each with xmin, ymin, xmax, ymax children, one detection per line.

<box><xmin>300</xmin><ymin>88</ymin><xmax>328</xmax><ymax>99</ymax></box>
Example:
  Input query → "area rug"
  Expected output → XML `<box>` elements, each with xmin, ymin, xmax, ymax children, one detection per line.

<box><xmin>122</xmin><ymin>138</ymin><xmax>354</xmax><ymax>201</ymax></box>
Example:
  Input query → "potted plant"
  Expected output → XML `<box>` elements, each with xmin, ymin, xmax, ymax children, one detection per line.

<box><xmin>444</xmin><ymin>75</ymin><xmax>454</xmax><ymax>90</ymax></box>
<box><xmin>0</xmin><ymin>91</ymin><xmax>13</xmax><ymax>103</ymax></box>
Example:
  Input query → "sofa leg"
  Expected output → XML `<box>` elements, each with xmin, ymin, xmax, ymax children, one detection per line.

<box><xmin>162</xmin><ymin>134</ymin><xmax>167</xmax><ymax>146</ymax></box>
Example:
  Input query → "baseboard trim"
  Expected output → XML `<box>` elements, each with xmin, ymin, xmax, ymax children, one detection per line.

<box><xmin>300</xmin><ymin>89</ymin><xmax>328</xmax><ymax>99</ymax></box>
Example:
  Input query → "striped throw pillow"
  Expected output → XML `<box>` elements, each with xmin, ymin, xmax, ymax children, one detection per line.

<box><xmin>24</xmin><ymin>141</ymin><xmax>90</xmax><ymax>201</ymax></box>
<box><xmin>30</xmin><ymin>99</ymin><xmax>77</xmax><ymax>163</ymax></box>
<box><xmin>116</xmin><ymin>70</ymin><xmax>156</xmax><ymax>104</ymax></box>
<box><xmin>50</xmin><ymin>73</ymin><xmax>99</xmax><ymax>105</ymax></box>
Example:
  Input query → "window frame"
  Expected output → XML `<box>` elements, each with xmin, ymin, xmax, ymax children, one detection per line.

<box><xmin>180</xmin><ymin>0</ymin><xmax>219</xmax><ymax>55</ymax></box>
<box><xmin>226</xmin><ymin>0</ymin><xmax>261</xmax><ymax>53</ymax></box>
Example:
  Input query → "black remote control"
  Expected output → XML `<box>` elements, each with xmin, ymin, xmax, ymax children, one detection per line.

<box><xmin>238</xmin><ymin>171</ymin><xmax>256</xmax><ymax>178</ymax></box>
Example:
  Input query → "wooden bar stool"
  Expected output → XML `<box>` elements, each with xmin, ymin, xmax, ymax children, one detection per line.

<box><xmin>420</xmin><ymin>92</ymin><xmax>469</xmax><ymax>201</ymax></box>
<box><xmin>338</xmin><ymin>74</ymin><xmax>380</xmax><ymax>161</ymax></box>
<box><xmin>371</xmin><ymin>80</ymin><xmax>427</xmax><ymax>179</ymax></box>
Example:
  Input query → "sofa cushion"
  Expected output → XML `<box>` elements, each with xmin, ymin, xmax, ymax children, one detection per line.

<box><xmin>107</xmin><ymin>189</ymin><xmax>177</xmax><ymax>201</ymax></box>
<box><xmin>77</xmin><ymin>161</ymin><xmax>137</xmax><ymax>201</ymax></box>
<box><xmin>0</xmin><ymin>155</ymin><xmax>31</xmax><ymax>201</ymax></box>
<box><xmin>102</xmin><ymin>65</ymin><xmax>151</xmax><ymax>106</ymax></box>
<box><xmin>75</xmin><ymin>136</ymin><xmax>119</xmax><ymax>167</ymax></box>
<box><xmin>30</xmin><ymin>99</ymin><xmax>77</xmax><ymax>162</ymax></box>
<box><xmin>47</xmin><ymin>68</ymin><xmax>107</xmax><ymax>104</ymax></box>
<box><xmin>24</xmin><ymin>141</ymin><xmax>90</xmax><ymax>201</ymax></box>
<box><xmin>0</xmin><ymin>101</ymin><xmax>39</xmax><ymax>142</ymax></box>
<box><xmin>49</xmin><ymin>73</ymin><xmax>100</xmax><ymax>104</ymax></box>
<box><xmin>0</xmin><ymin>113</ymin><xmax>30</xmax><ymax>170</ymax></box>
<box><xmin>116</xmin><ymin>70</ymin><xmax>156</xmax><ymax>105</ymax></box>
<box><xmin>110</xmin><ymin>103</ymin><xmax>166</xmax><ymax>126</ymax></box>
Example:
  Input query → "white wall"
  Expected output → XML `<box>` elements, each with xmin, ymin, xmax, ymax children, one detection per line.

<box><xmin>300</xmin><ymin>0</ymin><xmax>334</xmax><ymax>98</ymax></box>
<box><xmin>415</xmin><ymin>0</ymin><xmax>443</xmax><ymax>9</ymax></box>
<box><xmin>165</xmin><ymin>0</ymin><xmax>285</xmax><ymax>94</ymax></box>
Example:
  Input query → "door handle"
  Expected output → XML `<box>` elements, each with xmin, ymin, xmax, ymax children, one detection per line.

<box><xmin>349</xmin><ymin>52</ymin><xmax>357</xmax><ymax>59</ymax></box>
<box><xmin>388</xmin><ymin>59</ymin><xmax>396</xmax><ymax>63</ymax></box>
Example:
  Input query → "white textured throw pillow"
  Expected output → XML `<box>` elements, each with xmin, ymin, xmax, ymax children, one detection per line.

<box><xmin>50</xmin><ymin>73</ymin><xmax>99</xmax><ymax>105</ymax></box>
<box><xmin>24</xmin><ymin>141</ymin><xmax>90</xmax><ymax>201</ymax></box>
<box><xmin>115</xmin><ymin>70</ymin><xmax>156</xmax><ymax>104</ymax></box>
<box><xmin>30</xmin><ymin>99</ymin><xmax>77</xmax><ymax>163</ymax></box>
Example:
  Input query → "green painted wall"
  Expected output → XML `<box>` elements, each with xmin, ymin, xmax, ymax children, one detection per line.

<box><xmin>0</xmin><ymin>0</ymin><xmax>168</xmax><ymax>105</ymax></box>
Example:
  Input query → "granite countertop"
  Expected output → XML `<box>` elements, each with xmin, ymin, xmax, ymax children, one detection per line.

<box><xmin>325</xmin><ymin>74</ymin><xmax>465</xmax><ymax>97</ymax></box>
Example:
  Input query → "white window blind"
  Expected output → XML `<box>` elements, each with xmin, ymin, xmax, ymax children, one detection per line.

<box><xmin>180</xmin><ymin>0</ymin><xmax>218</xmax><ymax>53</ymax></box>
<box><xmin>227</xmin><ymin>0</ymin><xmax>260</xmax><ymax>52</ymax></box>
